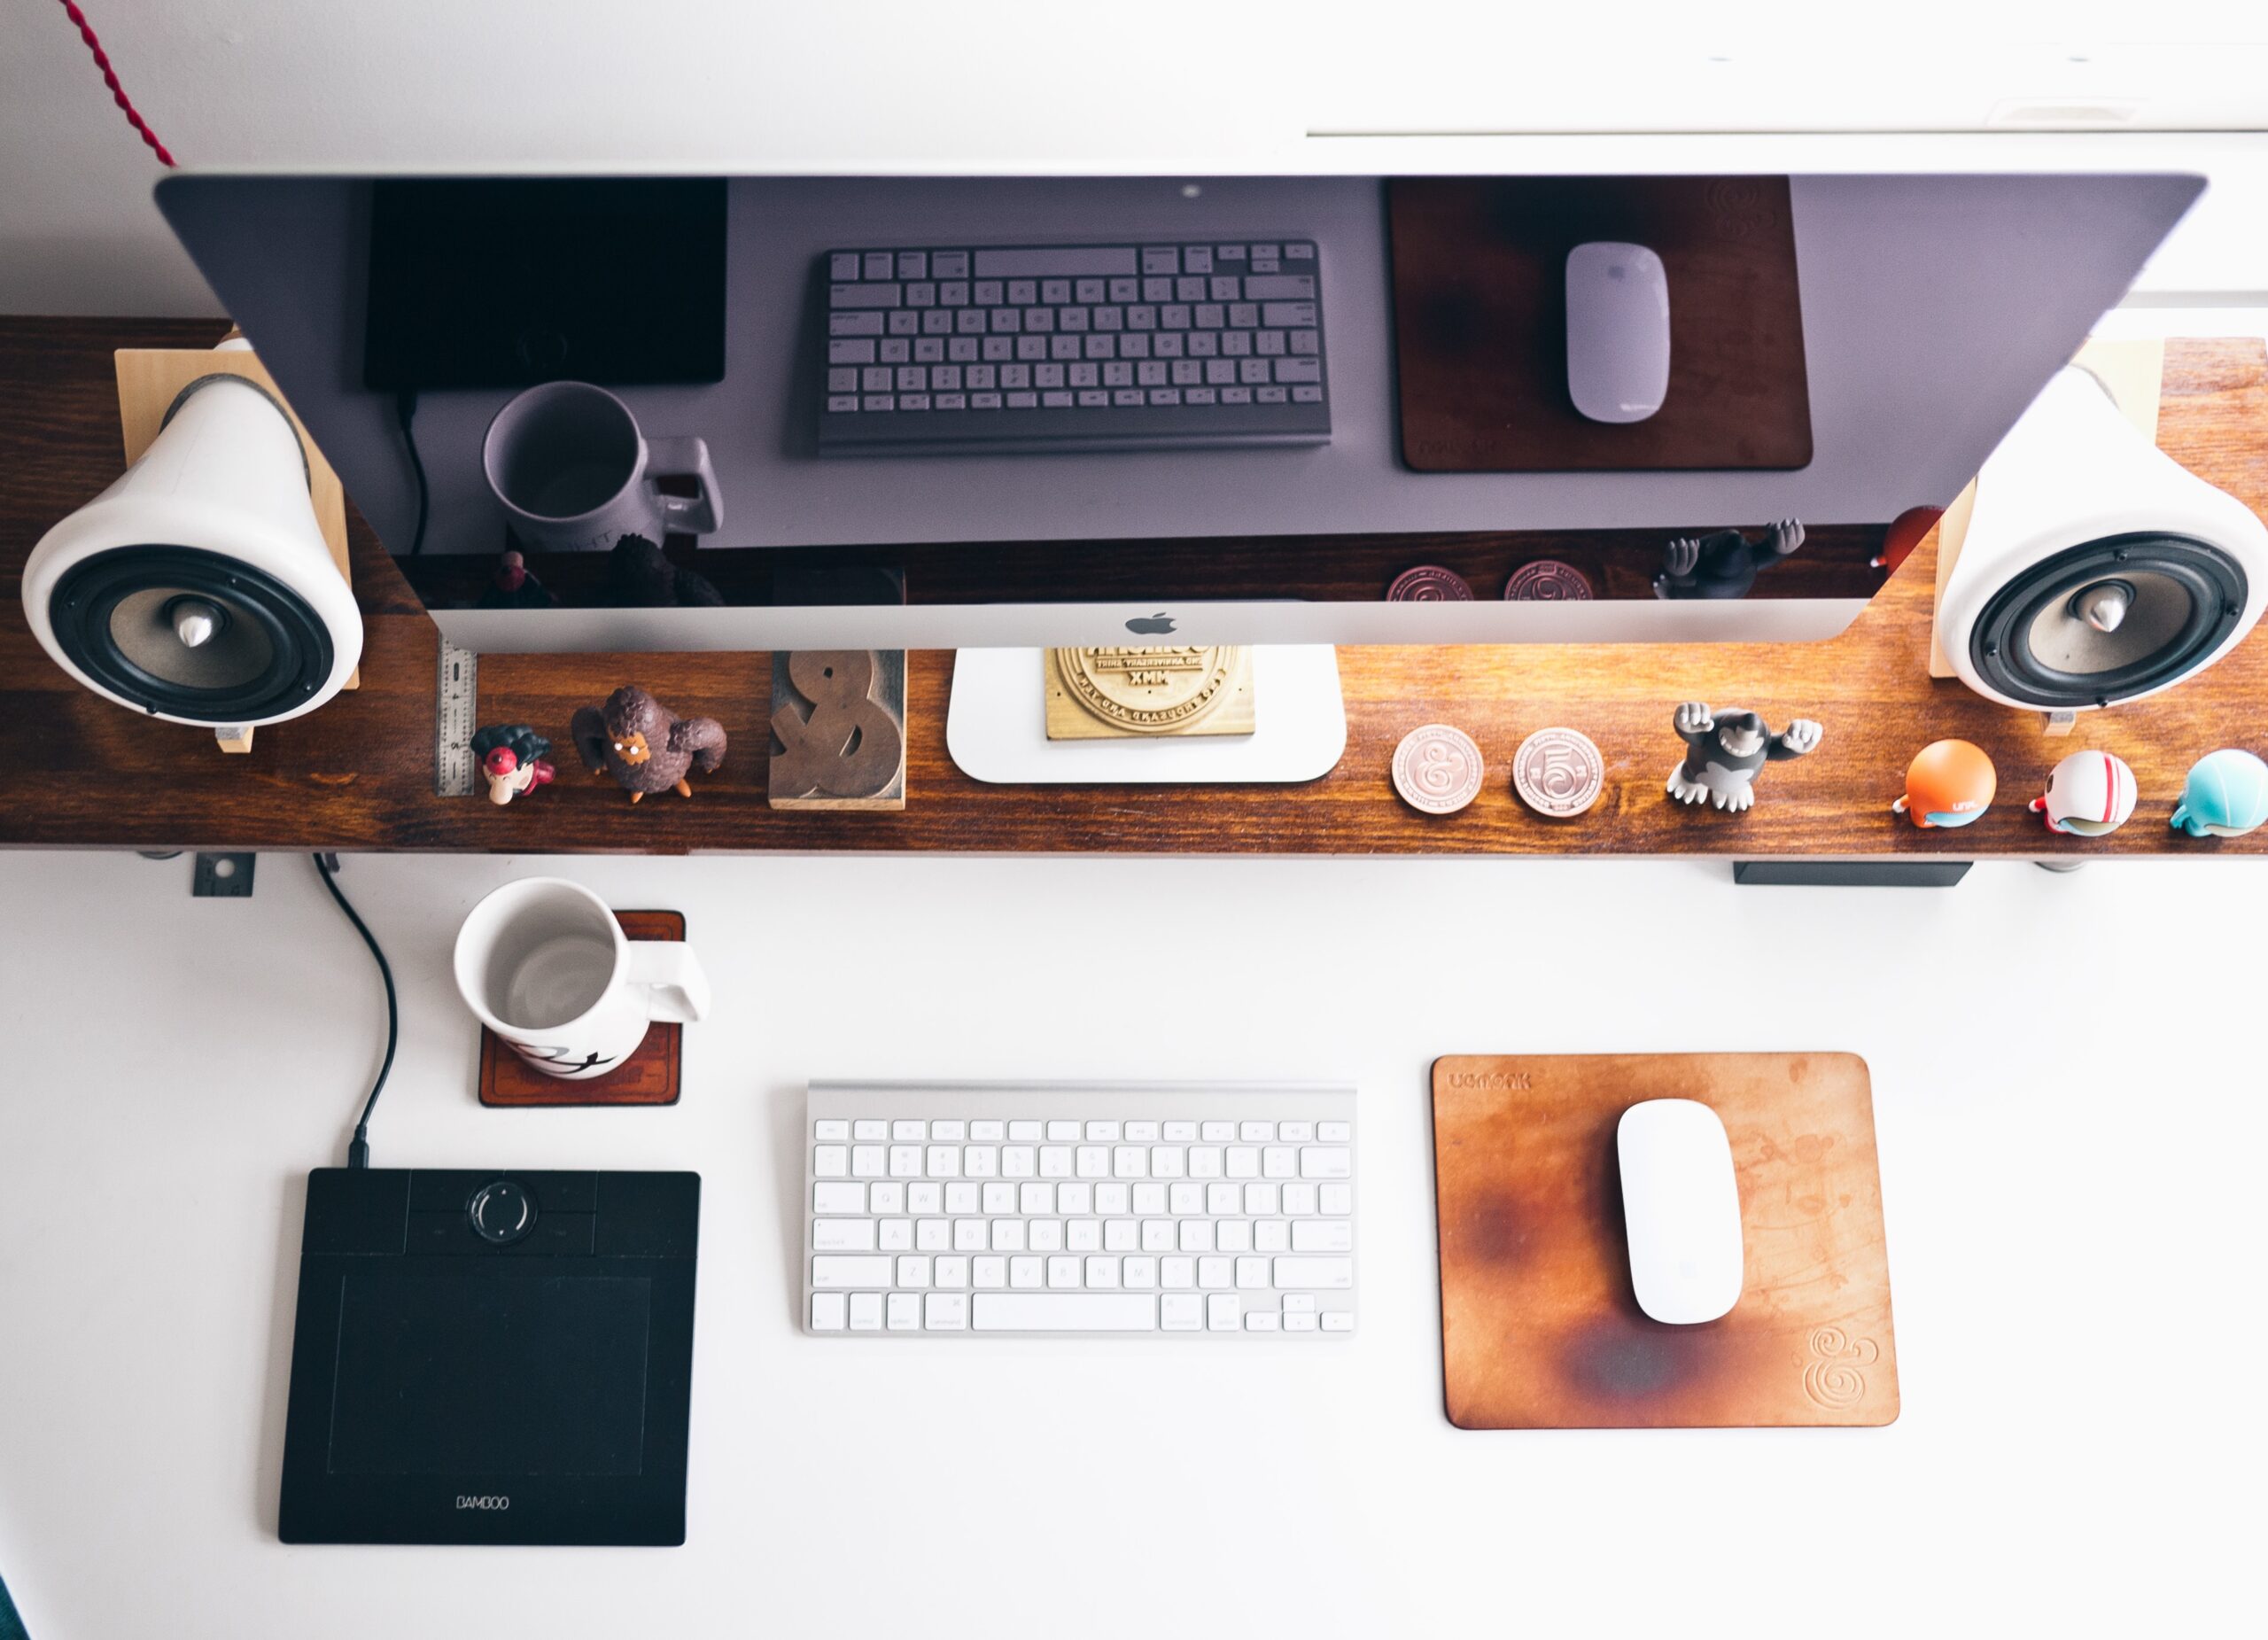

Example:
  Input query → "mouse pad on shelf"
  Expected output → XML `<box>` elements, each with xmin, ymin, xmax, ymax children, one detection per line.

<box><xmin>479</xmin><ymin>910</ymin><xmax>684</xmax><ymax>1108</ymax></box>
<box><xmin>1388</xmin><ymin>176</ymin><xmax>1812</xmax><ymax>472</ymax></box>
<box><xmin>1432</xmin><ymin>1053</ymin><xmax>1896</xmax><ymax>1429</ymax></box>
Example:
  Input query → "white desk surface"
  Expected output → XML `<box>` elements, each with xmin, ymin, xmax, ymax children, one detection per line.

<box><xmin>1</xmin><ymin>849</ymin><xmax>2259</xmax><ymax>1637</ymax></box>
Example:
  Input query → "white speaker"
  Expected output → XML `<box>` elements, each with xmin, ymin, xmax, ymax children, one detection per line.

<box><xmin>21</xmin><ymin>369</ymin><xmax>362</xmax><ymax>729</ymax></box>
<box><xmin>1939</xmin><ymin>365</ymin><xmax>2268</xmax><ymax>711</ymax></box>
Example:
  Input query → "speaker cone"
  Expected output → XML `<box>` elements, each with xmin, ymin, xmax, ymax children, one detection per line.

<box><xmin>1967</xmin><ymin>532</ymin><xmax>2246</xmax><ymax>709</ymax></box>
<box><xmin>48</xmin><ymin>545</ymin><xmax>335</xmax><ymax>723</ymax></box>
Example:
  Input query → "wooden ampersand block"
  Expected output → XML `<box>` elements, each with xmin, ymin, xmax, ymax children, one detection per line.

<box><xmin>768</xmin><ymin>649</ymin><xmax>906</xmax><ymax>810</ymax></box>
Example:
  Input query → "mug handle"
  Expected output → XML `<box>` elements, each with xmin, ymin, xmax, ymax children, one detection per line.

<box><xmin>644</xmin><ymin>435</ymin><xmax>723</xmax><ymax>537</ymax></box>
<box><xmin>623</xmin><ymin>941</ymin><xmax>711</xmax><ymax>1023</ymax></box>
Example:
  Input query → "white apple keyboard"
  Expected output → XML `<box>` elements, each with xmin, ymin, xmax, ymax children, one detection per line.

<box><xmin>802</xmin><ymin>1081</ymin><xmax>1356</xmax><ymax>1335</ymax></box>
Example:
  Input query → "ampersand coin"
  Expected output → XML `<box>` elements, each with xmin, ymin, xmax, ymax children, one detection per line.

<box><xmin>1386</xmin><ymin>565</ymin><xmax>1476</xmax><ymax>602</ymax></box>
<box><xmin>1391</xmin><ymin>724</ymin><xmax>1486</xmax><ymax>815</ymax></box>
<box><xmin>1503</xmin><ymin>560</ymin><xmax>1594</xmax><ymax>601</ymax></box>
<box><xmin>1511</xmin><ymin>727</ymin><xmax>1605</xmax><ymax>818</ymax></box>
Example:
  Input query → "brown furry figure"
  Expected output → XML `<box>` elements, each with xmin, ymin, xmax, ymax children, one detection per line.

<box><xmin>571</xmin><ymin>685</ymin><xmax>727</xmax><ymax>804</ymax></box>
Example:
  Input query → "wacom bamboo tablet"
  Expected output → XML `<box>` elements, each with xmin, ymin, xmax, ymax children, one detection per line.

<box><xmin>280</xmin><ymin>1169</ymin><xmax>699</xmax><ymax>1545</ymax></box>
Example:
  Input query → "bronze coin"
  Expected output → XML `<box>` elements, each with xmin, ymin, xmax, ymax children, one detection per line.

<box><xmin>1512</xmin><ymin>727</ymin><xmax>1605</xmax><ymax>818</ymax></box>
<box><xmin>1392</xmin><ymin>724</ymin><xmax>1486</xmax><ymax>815</ymax></box>
<box><xmin>1054</xmin><ymin>646</ymin><xmax>1242</xmax><ymax>735</ymax></box>
<box><xmin>1503</xmin><ymin>560</ymin><xmax>1594</xmax><ymax>602</ymax></box>
<box><xmin>1387</xmin><ymin>565</ymin><xmax>1475</xmax><ymax>602</ymax></box>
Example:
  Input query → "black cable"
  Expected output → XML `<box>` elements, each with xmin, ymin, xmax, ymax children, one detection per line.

<box><xmin>394</xmin><ymin>389</ymin><xmax>430</xmax><ymax>556</ymax></box>
<box><xmin>313</xmin><ymin>853</ymin><xmax>396</xmax><ymax>1169</ymax></box>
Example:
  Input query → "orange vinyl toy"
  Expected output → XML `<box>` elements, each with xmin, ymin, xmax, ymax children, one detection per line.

<box><xmin>1891</xmin><ymin>738</ymin><xmax>1998</xmax><ymax>828</ymax></box>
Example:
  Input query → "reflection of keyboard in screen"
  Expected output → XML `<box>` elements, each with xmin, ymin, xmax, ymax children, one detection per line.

<box><xmin>816</xmin><ymin>240</ymin><xmax>1332</xmax><ymax>455</ymax></box>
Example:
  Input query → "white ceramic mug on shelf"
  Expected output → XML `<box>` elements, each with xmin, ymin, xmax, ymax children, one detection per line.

<box><xmin>453</xmin><ymin>877</ymin><xmax>709</xmax><ymax>1079</ymax></box>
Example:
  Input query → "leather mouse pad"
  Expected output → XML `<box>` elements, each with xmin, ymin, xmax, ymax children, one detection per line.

<box><xmin>1432</xmin><ymin>1053</ymin><xmax>1896</xmax><ymax>1428</ymax></box>
<box><xmin>1388</xmin><ymin>176</ymin><xmax>1813</xmax><ymax>472</ymax></box>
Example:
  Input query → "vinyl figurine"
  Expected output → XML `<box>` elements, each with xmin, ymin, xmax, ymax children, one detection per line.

<box><xmin>1891</xmin><ymin>739</ymin><xmax>1996</xmax><ymax>828</ymax></box>
<box><xmin>2170</xmin><ymin>749</ymin><xmax>2268</xmax><ymax>838</ymax></box>
<box><xmin>1655</xmin><ymin>518</ymin><xmax>1805</xmax><ymax>601</ymax></box>
<box><xmin>571</xmin><ymin>685</ymin><xmax>727</xmax><ymax>804</ymax></box>
<box><xmin>1667</xmin><ymin>703</ymin><xmax>1821</xmax><ymax>812</ymax></box>
<box><xmin>2028</xmin><ymin>749</ymin><xmax>2138</xmax><ymax>836</ymax></box>
<box><xmin>470</xmin><ymin>723</ymin><xmax>555</xmax><ymax>807</ymax></box>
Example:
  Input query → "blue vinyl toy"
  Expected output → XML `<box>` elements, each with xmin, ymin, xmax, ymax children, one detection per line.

<box><xmin>2170</xmin><ymin>749</ymin><xmax>2268</xmax><ymax>838</ymax></box>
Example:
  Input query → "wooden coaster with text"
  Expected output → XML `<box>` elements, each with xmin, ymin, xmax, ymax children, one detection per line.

<box><xmin>1432</xmin><ymin>1053</ymin><xmax>1897</xmax><ymax>1428</ymax></box>
<box><xmin>479</xmin><ymin>910</ymin><xmax>684</xmax><ymax>1107</ymax></box>
<box><xmin>1044</xmin><ymin>646</ymin><xmax>1255</xmax><ymax>740</ymax></box>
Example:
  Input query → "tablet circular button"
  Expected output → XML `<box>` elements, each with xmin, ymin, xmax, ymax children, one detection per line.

<box><xmin>468</xmin><ymin>1181</ymin><xmax>533</xmax><ymax>1244</ymax></box>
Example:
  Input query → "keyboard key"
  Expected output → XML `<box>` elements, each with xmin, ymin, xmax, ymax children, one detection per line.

<box><xmin>831</xmin><ymin>284</ymin><xmax>902</xmax><ymax>308</ymax></box>
<box><xmin>1161</xmin><ymin>1293</ymin><xmax>1204</xmax><ymax>1330</ymax></box>
<box><xmin>973</xmin><ymin>1255</ymin><xmax>1006</xmax><ymax>1287</ymax></box>
<box><xmin>1321</xmin><ymin>1183</ymin><xmax>1353</xmax><ymax>1215</ymax></box>
<box><xmin>1163</xmin><ymin>1122</ymin><xmax>1198</xmax><ymax>1141</ymax></box>
<box><xmin>992</xmin><ymin>1219</ymin><xmax>1027</xmax><ymax>1251</ymax></box>
<box><xmin>1133</xmin><ymin>1183</ymin><xmax>1168</xmax><ymax>1216</ymax></box>
<box><xmin>1273</xmin><ymin>358</ymin><xmax>1322</xmax><ymax>384</ymax></box>
<box><xmin>813</xmin><ymin>1182</ymin><xmax>865</xmax><ymax>1215</ymax></box>
<box><xmin>925</xmin><ymin>1292</ymin><xmax>968</xmax><ymax>1330</ymax></box>
<box><xmin>897</xmin><ymin>1255</ymin><xmax>931</xmax><ymax>1287</ymax></box>
<box><xmin>1201</xmin><ymin>1122</ymin><xmax>1235</xmax><ymax>1142</ymax></box>
<box><xmin>1262</xmin><ymin>1147</ymin><xmax>1296</xmax><ymax>1178</ymax></box>
<box><xmin>811</xmin><ymin>1292</ymin><xmax>847</xmax><ymax>1330</ymax></box>
<box><xmin>1161</xmin><ymin>1256</ymin><xmax>1196</xmax><ymax>1289</ymax></box>
<box><xmin>1293</xmin><ymin>1220</ymin><xmax>1352</xmax><ymax>1252</ymax></box>
<box><xmin>854</xmin><ymin>1120</ymin><xmax>887</xmax><ymax>1140</ymax></box>
<box><xmin>931</xmin><ymin>251</ymin><xmax>971</xmax><ymax>278</ymax></box>
<box><xmin>812</xmin><ymin>1218</ymin><xmax>876</xmax><ymax>1251</ymax></box>
<box><xmin>888</xmin><ymin>1294</ymin><xmax>920</xmax><ymax>1330</ymax></box>
<box><xmin>1236</xmin><ymin>1256</ymin><xmax>1270</xmax><ymax>1290</ymax></box>
<box><xmin>1142</xmin><ymin>245</ymin><xmax>1180</xmax><ymax>274</ymax></box>
<box><xmin>1021</xmin><ymin>1181</ymin><xmax>1053</xmax><ymax>1214</ymax></box>
<box><xmin>1284</xmin><ymin>1311</ymin><xmax>1317</xmax><ymax>1332</ymax></box>
<box><xmin>1254</xmin><ymin>1220</ymin><xmax>1289</xmax><ymax>1253</ymax></box>
<box><xmin>1272</xmin><ymin>1257</ymin><xmax>1354</xmax><ymax>1289</ymax></box>
<box><xmin>1280</xmin><ymin>1182</ymin><xmax>1317</xmax><ymax>1216</ymax></box>
<box><xmin>1124</xmin><ymin>1255</ymin><xmax>1158</xmax><ymax>1288</ymax></box>
<box><xmin>935</xmin><ymin>1255</ymin><xmax>969</xmax><ymax>1288</ymax></box>
<box><xmin>879</xmin><ymin>1219</ymin><xmax>913</xmax><ymax>1251</ymax></box>
<box><xmin>812</xmin><ymin>1255</ymin><xmax>891</xmax><ymax>1288</ymax></box>
<box><xmin>1009</xmin><ymin>1255</ymin><xmax>1042</xmax><ymax>1287</ymax></box>
<box><xmin>1321</xmin><ymin>1311</ymin><xmax>1355</xmax><ymax>1332</ymax></box>
<box><xmin>1179</xmin><ymin>1221</ymin><xmax>1215</xmax><ymax>1253</ymax></box>
<box><xmin>862</xmin><ymin>252</ymin><xmax>893</xmax><ymax>280</ymax></box>
<box><xmin>1085</xmin><ymin>1256</ymin><xmax>1122</xmax><ymax>1288</ymax></box>
<box><xmin>1300</xmin><ymin>1146</ymin><xmax>1352</xmax><ymax>1178</ymax></box>
<box><xmin>971</xmin><ymin>1121</ymin><xmax>1006</xmax><ymax>1141</ymax></box>
<box><xmin>1226</xmin><ymin>1146</ymin><xmax>1260</xmax><ymax>1178</ymax></box>
<box><xmin>1208</xmin><ymin>1294</ymin><xmax>1241</xmax><ymax>1331</ymax></box>
<box><xmin>869</xmin><ymin>1182</ymin><xmax>905</xmax><ymax>1215</ymax></box>
<box><xmin>1067</xmin><ymin>1220</ymin><xmax>1101</xmax><ymax>1252</ymax></box>
<box><xmin>1169</xmin><ymin>1181</ymin><xmax>1204</xmax><ymax>1215</ymax></box>
<box><xmin>1217</xmin><ymin>1220</ymin><xmax>1252</xmax><ymax>1253</ymax></box>
<box><xmin>1245</xmin><ymin>1311</ymin><xmax>1281</xmax><ymax>1332</ymax></box>
<box><xmin>850</xmin><ymin>1292</ymin><xmax>883</xmax><ymax>1330</ymax></box>
<box><xmin>1244</xmin><ymin>274</ymin><xmax>1314</xmax><ymax>299</ymax></box>
<box><xmin>1046</xmin><ymin>1255</ymin><xmax>1082</xmax><ymax>1288</ymax></box>
<box><xmin>1009</xmin><ymin>1120</ymin><xmax>1042</xmax><ymax>1141</ymax></box>
<box><xmin>813</xmin><ymin>1145</ymin><xmax>848</xmax><ymax>1178</ymax></box>
<box><xmin>954</xmin><ymin>1218</ymin><xmax>988</xmax><ymax>1251</ymax></box>
<box><xmin>1199</xmin><ymin>1256</ymin><xmax>1231</xmax><ymax>1288</ymax></box>
<box><xmin>916</xmin><ymin>1219</ymin><xmax>950</xmax><ymax>1250</ymax></box>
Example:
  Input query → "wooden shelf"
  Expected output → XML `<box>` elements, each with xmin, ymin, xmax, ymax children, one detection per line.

<box><xmin>4</xmin><ymin>316</ymin><xmax>2266</xmax><ymax>859</ymax></box>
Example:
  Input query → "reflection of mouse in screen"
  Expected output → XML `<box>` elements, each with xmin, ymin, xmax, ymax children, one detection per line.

<box><xmin>1565</xmin><ymin>241</ymin><xmax>1670</xmax><ymax>424</ymax></box>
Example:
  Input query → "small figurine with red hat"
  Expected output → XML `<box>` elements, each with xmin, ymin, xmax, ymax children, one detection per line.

<box><xmin>1891</xmin><ymin>739</ymin><xmax>1997</xmax><ymax>828</ymax></box>
<box><xmin>470</xmin><ymin>724</ymin><xmax>555</xmax><ymax>807</ymax></box>
<box><xmin>2029</xmin><ymin>749</ymin><xmax>2138</xmax><ymax>837</ymax></box>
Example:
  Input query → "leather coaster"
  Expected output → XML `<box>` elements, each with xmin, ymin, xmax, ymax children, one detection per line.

<box><xmin>1432</xmin><ymin>1053</ymin><xmax>1897</xmax><ymax>1428</ymax></box>
<box><xmin>478</xmin><ymin>910</ymin><xmax>685</xmax><ymax>1107</ymax></box>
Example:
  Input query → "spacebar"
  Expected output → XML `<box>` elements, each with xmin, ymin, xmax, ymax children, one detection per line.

<box><xmin>973</xmin><ymin>246</ymin><xmax>1136</xmax><ymax>277</ymax></box>
<box><xmin>971</xmin><ymin>1294</ymin><xmax>1157</xmax><ymax>1331</ymax></box>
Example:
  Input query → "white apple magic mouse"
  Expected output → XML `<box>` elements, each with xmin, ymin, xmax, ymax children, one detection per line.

<box><xmin>1616</xmin><ymin>1098</ymin><xmax>1744</xmax><ymax>1324</ymax></box>
<box><xmin>1565</xmin><ymin>241</ymin><xmax>1670</xmax><ymax>424</ymax></box>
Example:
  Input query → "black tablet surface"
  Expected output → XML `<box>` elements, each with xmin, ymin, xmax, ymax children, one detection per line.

<box><xmin>361</xmin><ymin>177</ymin><xmax>727</xmax><ymax>391</ymax></box>
<box><xmin>280</xmin><ymin>1169</ymin><xmax>698</xmax><ymax>1546</ymax></box>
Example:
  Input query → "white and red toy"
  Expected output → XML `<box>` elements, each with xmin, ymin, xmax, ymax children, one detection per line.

<box><xmin>2028</xmin><ymin>749</ymin><xmax>2138</xmax><ymax>836</ymax></box>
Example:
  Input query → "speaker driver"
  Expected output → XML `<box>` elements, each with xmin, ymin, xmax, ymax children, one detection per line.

<box><xmin>48</xmin><ymin>545</ymin><xmax>334</xmax><ymax>723</ymax></box>
<box><xmin>1967</xmin><ymin>532</ymin><xmax>2246</xmax><ymax>710</ymax></box>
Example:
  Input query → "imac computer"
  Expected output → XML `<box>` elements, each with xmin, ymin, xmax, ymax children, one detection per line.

<box><xmin>150</xmin><ymin>169</ymin><xmax>2201</xmax><ymax>777</ymax></box>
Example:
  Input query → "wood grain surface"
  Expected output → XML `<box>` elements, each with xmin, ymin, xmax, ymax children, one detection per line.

<box><xmin>1432</xmin><ymin>1053</ymin><xmax>1897</xmax><ymax>1429</ymax></box>
<box><xmin>4</xmin><ymin>315</ymin><xmax>2267</xmax><ymax>859</ymax></box>
<box><xmin>478</xmin><ymin>909</ymin><xmax>685</xmax><ymax>1107</ymax></box>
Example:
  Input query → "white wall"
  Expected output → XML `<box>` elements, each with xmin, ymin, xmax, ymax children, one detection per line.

<box><xmin>4</xmin><ymin>1</ymin><xmax>2267</xmax><ymax>316</ymax></box>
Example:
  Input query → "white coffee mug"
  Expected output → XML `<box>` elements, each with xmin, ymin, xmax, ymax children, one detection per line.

<box><xmin>453</xmin><ymin>877</ymin><xmax>709</xmax><ymax>1079</ymax></box>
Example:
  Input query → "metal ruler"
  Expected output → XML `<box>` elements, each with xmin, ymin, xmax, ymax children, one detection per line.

<box><xmin>434</xmin><ymin>636</ymin><xmax>479</xmax><ymax>797</ymax></box>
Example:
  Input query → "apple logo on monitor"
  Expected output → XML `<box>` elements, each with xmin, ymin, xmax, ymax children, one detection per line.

<box><xmin>1125</xmin><ymin>612</ymin><xmax>1177</xmax><ymax>635</ymax></box>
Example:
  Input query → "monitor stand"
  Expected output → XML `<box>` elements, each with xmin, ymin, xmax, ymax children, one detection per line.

<box><xmin>945</xmin><ymin>647</ymin><xmax>1346</xmax><ymax>785</ymax></box>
